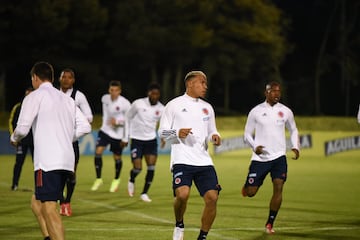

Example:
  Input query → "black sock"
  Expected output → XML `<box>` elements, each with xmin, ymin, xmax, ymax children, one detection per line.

<box><xmin>197</xmin><ymin>230</ymin><xmax>208</xmax><ymax>240</ymax></box>
<box><xmin>65</xmin><ymin>174</ymin><xmax>76</xmax><ymax>202</ymax></box>
<box><xmin>266</xmin><ymin>210</ymin><xmax>278</xmax><ymax>225</ymax></box>
<box><xmin>176</xmin><ymin>220</ymin><xmax>184</xmax><ymax>228</ymax></box>
<box><xmin>94</xmin><ymin>155</ymin><xmax>102</xmax><ymax>178</ymax></box>
<box><xmin>142</xmin><ymin>167</ymin><xmax>154</xmax><ymax>194</ymax></box>
<box><xmin>44</xmin><ymin>236</ymin><xmax>51</xmax><ymax>240</ymax></box>
<box><xmin>115</xmin><ymin>159</ymin><xmax>122</xmax><ymax>179</ymax></box>
<box><xmin>130</xmin><ymin>168</ymin><xmax>141</xmax><ymax>182</ymax></box>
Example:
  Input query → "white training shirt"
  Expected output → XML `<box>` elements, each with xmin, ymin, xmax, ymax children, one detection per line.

<box><xmin>100</xmin><ymin>94</ymin><xmax>131</xmax><ymax>140</ymax></box>
<box><xmin>357</xmin><ymin>104</ymin><xmax>360</xmax><ymax>124</ymax></box>
<box><xmin>244</xmin><ymin>101</ymin><xmax>299</xmax><ymax>162</ymax></box>
<box><xmin>158</xmin><ymin>93</ymin><xmax>220</xmax><ymax>167</ymax></box>
<box><xmin>124</xmin><ymin>97</ymin><xmax>164</xmax><ymax>142</ymax></box>
<box><xmin>62</xmin><ymin>88</ymin><xmax>93</xmax><ymax>123</ymax></box>
<box><xmin>10</xmin><ymin>82</ymin><xmax>91</xmax><ymax>172</ymax></box>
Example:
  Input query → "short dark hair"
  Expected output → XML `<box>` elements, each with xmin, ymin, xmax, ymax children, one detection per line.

<box><xmin>109</xmin><ymin>80</ymin><xmax>121</xmax><ymax>88</ymax></box>
<box><xmin>148</xmin><ymin>82</ymin><xmax>161</xmax><ymax>91</ymax></box>
<box><xmin>265</xmin><ymin>81</ymin><xmax>281</xmax><ymax>91</ymax></box>
<box><xmin>30</xmin><ymin>62</ymin><xmax>54</xmax><ymax>83</ymax></box>
<box><xmin>61</xmin><ymin>68</ymin><xmax>75</xmax><ymax>79</ymax></box>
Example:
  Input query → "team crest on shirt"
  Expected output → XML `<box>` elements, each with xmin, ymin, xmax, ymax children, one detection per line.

<box><xmin>278</xmin><ymin>111</ymin><xmax>284</xmax><ymax>118</ymax></box>
<box><xmin>155</xmin><ymin>110</ymin><xmax>160</xmax><ymax>116</ymax></box>
<box><xmin>202</xmin><ymin>108</ymin><xmax>209</xmax><ymax>115</ymax></box>
<box><xmin>116</xmin><ymin>106</ymin><xmax>120</xmax><ymax>111</ymax></box>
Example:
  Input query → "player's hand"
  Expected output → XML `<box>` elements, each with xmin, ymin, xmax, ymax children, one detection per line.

<box><xmin>212</xmin><ymin>134</ymin><xmax>221</xmax><ymax>146</ymax></box>
<box><xmin>160</xmin><ymin>138</ymin><xmax>166</xmax><ymax>149</ymax></box>
<box><xmin>10</xmin><ymin>141</ymin><xmax>18</xmax><ymax>147</ymax></box>
<box><xmin>254</xmin><ymin>145</ymin><xmax>266</xmax><ymax>155</ymax></box>
<box><xmin>120</xmin><ymin>141</ymin><xmax>128</xmax><ymax>148</ymax></box>
<box><xmin>178</xmin><ymin>128</ymin><xmax>192</xmax><ymax>138</ymax></box>
<box><xmin>291</xmin><ymin>148</ymin><xmax>300</xmax><ymax>160</ymax></box>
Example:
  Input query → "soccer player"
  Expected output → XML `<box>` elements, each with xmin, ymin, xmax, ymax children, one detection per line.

<box><xmin>91</xmin><ymin>80</ymin><xmax>131</xmax><ymax>192</ymax></box>
<box><xmin>9</xmin><ymin>87</ymin><xmax>33</xmax><ymax>191</ymax></box>
<box><xmin>158</xmin><ymin>71</ymin><xmax>221</xmax><ymax>240</ymax></box>
<box><xmin>58</xmin><ymin>68</ymin><xmax>93</xmax><ymax>216</ymax></box>
<box><xmin>241</xmin><ymin>81</ymin><xmax>300</xmax><ymax>234</ymax></box>
<box><xmin>10</xmin><ymin>61</ymin><xmax>91</xmax><ymax>240</ymax></box>
<box><xmin>124</xmin><ymin>82</ymin><xmax>164</xmax><ymax>202</ymax></box>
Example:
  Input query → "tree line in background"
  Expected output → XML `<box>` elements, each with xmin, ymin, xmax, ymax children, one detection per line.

<box><xmin>0</xmin><ymin>0</ymin><xmax>359</xmax><ymax>116</ymax></box>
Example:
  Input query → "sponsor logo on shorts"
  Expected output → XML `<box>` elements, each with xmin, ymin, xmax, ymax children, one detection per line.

<box><xmin>249</xmin><ymin>173</ymin><xmax>257</xmax><ymax>177</ymax></box>
<box><xmin>174</xmin><ymin>171</ymin><xmax>183</xmax><ymax>178</ymax></box>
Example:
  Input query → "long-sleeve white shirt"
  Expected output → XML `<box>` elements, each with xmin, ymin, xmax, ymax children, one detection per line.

<box><xmin>10</xmin><ymin>82</ymin><xmax>91</xmax><ymax>172</ymax></box>
<box><xmin>244</xmin><ymin>101</ymin><xmax>299</xmax><ymax>162</ymax></box>
<box><xmin>124</xmin><ymin>97</ymin><xmax>164</xmax><ymax>142</ymax></box>
<box><xmin>100</xmin><ymin>94</ymin><xmax>131</xmax><ymax>140</ymax></box>
<box><xmin>62</xmin><ymin>88</ymin><xmax>93</xmax><ymax>123</ymax></box>
<box><xmin>158</xmin><ymin>93</ymin><xmax>220</xmax><ymax>167</ymax></box>
<box><xmin>357</xmin><ymin>104</ymin><xmax>360</xmax><ymax>124</ymax></box>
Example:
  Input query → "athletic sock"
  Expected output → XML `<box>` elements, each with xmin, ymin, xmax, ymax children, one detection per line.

<box><xmin>266</xmin><ymin>210</ymin><xmax>278</xmax><ymax>226</ymax></box>
<box><xmin>142</xmin><ymin>166</ymin><xmax>155</xmax><ymax>194</ymax></box>
<box><xmin>44</xmin><ymin>236</ymin><xmax>51</xmax><ymax>240</ymax></box>
<box><xmin>197</xmin><ymin>230</ymin><xmax>208</xmax><ymax>240</ymax></box>
<box><xmin>94</xmin><ymin>155</ymin><xmax>102</xmax><ymax>178</ymax></box>
<box><xmin>65</xmin><ymin>173</ymin><xmax>76</xmax><ymax>203</ymax></box>
<box><xmin>176</xmin><ymin>220</ymin><xmax>184</xmax><ymax>228</ymax></box>
<box><xmin>130</xmin><ymin>168</ymin><xmax>141</xmax><ymax>182</ymax></box>
<box><xmin>115</xmin><ymin>159</ymin><xmax>122</xmax><ymax>179</ymax></box>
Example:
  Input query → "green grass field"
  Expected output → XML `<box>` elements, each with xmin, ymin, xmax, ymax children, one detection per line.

<box><xmin>0</xmin><ymin>131</ymin><xmax>360</xmax><ymax>240</ymax></box>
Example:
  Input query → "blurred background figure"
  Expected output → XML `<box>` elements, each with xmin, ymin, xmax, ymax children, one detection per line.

<box><xmin>9</xmin><ymin>87</ymin><xmax>34</xmax><ymax>191</ymax></box>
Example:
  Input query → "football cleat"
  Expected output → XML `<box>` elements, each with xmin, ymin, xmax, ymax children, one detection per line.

<box><xmin>60</xmin><ymin>203</ymin><xmax>72</xmax><ymax>217</ymax></box>
<box><xmin>109</xmin><ymin>179</ymin><xmax>120</xmax><ymax>192</ymax></box>
<box><xmin>128</xmin><ymin>181</ymin><xmax>135</xmax><ymax>197</ymax></box>
<box><xmin>173</xmin><ymin>226</ymin><xmax>184</xmax><ymax>240</ymax></box>
<box><xmin>140</xmin><ymin>193</ymin><xmax>152</xmax><ymax>202</ymax></box>
<box><xmin>91</xmin><ymin>178</ymin><xmax>103</xmax><ymax>191</ymax></box>
<box><xmin>265</xmin><ymin>223</ymin><xmax>275</xmax><ymax>234</ymax></box>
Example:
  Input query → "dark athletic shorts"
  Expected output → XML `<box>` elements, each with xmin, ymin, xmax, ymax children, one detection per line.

<box><xmin>34</xmin><ymin>169</ymin><xmax>72</xmax><ymax>202</ymax></box>
<box><xmin>172</xmin><ymin>164</ymin><xmax>221</xmax><ymax>197</ymax></box>
<box><xmin>130</xmin><ymin>138</ymin><xmax>158</xmax><ymax>161</ymax></box>
<box><xmin>96</xmin><ymin>130</ymin><xmax>123</xmax><ymax>155</ymax></box>
<box><xmin>244</xmin><ymin>155</ymin><xmax>287</xmax><ymax>187</ymax></box>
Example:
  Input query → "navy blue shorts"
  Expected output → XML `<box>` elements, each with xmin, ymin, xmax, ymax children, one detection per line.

<box><xmin>96</xmin><ymin>130</ymin><xmax>123</xmax><ymax>155</ymax></box>
<box><xmin>172</xmin><ymin>164</ymin><xmax>221</xmax><ymax>197</ymax></box>
<box><xmin>130</xmin><ymin>138</ymin><xmax>158</xmax><ymax>161</ymax></box>
<box><xmin>244</xmin><ymin>155</ymin><xmax>287</xmax><ymax>187</ymax></box>
<box><xmin>34</xmin><ymin>169</ymin><xmax>72</xmax><ymax>202</ymax></box>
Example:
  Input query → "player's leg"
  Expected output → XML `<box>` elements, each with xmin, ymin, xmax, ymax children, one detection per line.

<box><xmin>128</xmin><ymin>139</ymin><xmax>143</xmax><ymax>196</ymax></box>
<box><xmin>60</xmin><ymin>142</ymin><xmax>79</xmax><ymax>216</ymax></box>
<box><xmin>140</xmin><ymin>154</ymin><xmax>156</xmax><ymax>202</ymax></box>
<box><xmin>34</xmin><ymin>170</ymin><xmax>67</xmax><ymax>240</ymax></box>
<box><xmin>140</xmin><ymin>138</ymin><xmax>157</xmax><ymax>200</ymax></box>
<box><xmin>91</xmin><ymin>131</ymin><xmax>108</xmax><ymax>191</ymax></box>
<box><xmin>11</xmin><ymin>144</ymin><xmax>26</xmax><ymax>190</ymax></box>
<box><xmin>109</xmin><ymin>139</ymin><xmax>124</xmax><ymax>192</ymax></box>
<box><xmin>242</xmin><ymin>160</ymin><xmax>269</xmax><ymax>197</ymax></box>
<box><xmin>128</xmin><ymin>157</ymin><xmax>142</xmax><ymax>197</ymax></box>
<box><xmin>31</xmin><ymin>194</ymin><xmax>50</xmax><ymax>240</ymax></box>
<box><xmin>265</xmin><ymin>156</ymin><xmax>287</xmax><ymax>234</ymax></box>
<box><xmin>172</xmin><ymin>164</ymin><xmax>193</xmax><ymax>240</ymax></box>
<box><xmin>194</xmin><ymin>166</ymin><xmax>221</xmax><ymax>240</ymax></box>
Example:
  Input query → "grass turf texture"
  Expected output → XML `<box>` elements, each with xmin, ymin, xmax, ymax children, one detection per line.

<box><xmin>0</xmin><ymin>131</ymin><xmax>359</xmax><ymax>239</ymax></box>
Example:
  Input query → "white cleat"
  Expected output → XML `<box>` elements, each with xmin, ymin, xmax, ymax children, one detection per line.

<box><xmin>128</xmin><ymin>181</ymin><xmax>135</xmax><ymax>197</ymax></box>
<box><xmin>173</xmin><ymin>227</ymin><xmax>184</xmax><ymax>240</ymax></box>
<box><xmin>140</xmin><ymin>193</ymin><xmax>152</xmax><ymax>202</ymax></box>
